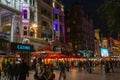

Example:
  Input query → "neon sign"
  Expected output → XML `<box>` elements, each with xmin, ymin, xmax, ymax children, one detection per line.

<box><xmin>11</xmin><ymin>43</ymin><xmax>33</xmax><ymax>51</ymax></box>
<box><xmin>17</xmin><ymin>45</ymin><xmax>30</xmax><ymax>50</ymax></box>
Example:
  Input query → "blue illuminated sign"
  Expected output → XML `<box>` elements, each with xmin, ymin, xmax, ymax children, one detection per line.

<box><xmin>101</xmin><ymin>48</ymin><xmax>109</xmax><ymax>57</ymax></box>
<box><xmin>11</xmin><ymin>43</ymin><xmax>33</xmax><ymax>51</ymax></box>
<box><xmin>17</xmin><ymin>45</ymin><xmax>30</xmax><ymax>50</ymax></box>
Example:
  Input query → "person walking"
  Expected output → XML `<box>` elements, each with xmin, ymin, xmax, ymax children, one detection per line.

<box><xmin>18</xmin><ymin>59</ymin><xmax>29</xmax><ymax>80</ymax></box>
<box><xmin>6</xmin><ymin>61</ymin><xmax>13</xmax><ymax>80</ymax></box>
<box><xmin>36</xmin><ymin>57</ymin><xmax>45</xmax><ymax>80</ymax></box>
<box><xmin>109</xmin><ymin>60</ymin><xmax>114</xmax><ymax>72</ymax></box>
<box><xmin>11</xmin><ymin>60</ymin><xmax>19</xmax><ymax>80</ymax></box>
<box><xmin>59</xmin><ymin>64</ymin><xmax>66</xmax><ymax>80</ymax></box>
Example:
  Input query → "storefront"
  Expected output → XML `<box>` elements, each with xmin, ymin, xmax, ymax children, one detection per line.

<box><xmin>11</xmin><ymin>42</ymin><xmax>34</xmax><ymax>64</ymax></box>
<box><xmin>0</xmin><ymin>38</ymin><xmax>11</xmax><ymax>69</ymax></box>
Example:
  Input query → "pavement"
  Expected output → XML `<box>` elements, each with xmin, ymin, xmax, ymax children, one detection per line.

<box><xmin>27</xmin><ymin>66</ymin><xmax>120</xmax><ymax>80</ymax></box>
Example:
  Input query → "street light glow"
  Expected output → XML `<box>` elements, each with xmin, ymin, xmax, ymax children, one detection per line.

<box><xmin>32</xmin><ymin>23</ymin><xmax>37</xmax><ymax>27</ymax></box>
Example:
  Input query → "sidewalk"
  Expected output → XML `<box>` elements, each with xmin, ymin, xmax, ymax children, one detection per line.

<box><xmin>27</xmin><ymin>67</ymin><xmax>120</xmax><ymax>80</ymax></box>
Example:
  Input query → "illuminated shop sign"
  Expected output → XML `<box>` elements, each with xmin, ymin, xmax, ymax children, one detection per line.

<box><xmin>11</xmin><ymin>43</ymin><xmax>33</xmax><ymax>51</ymax></box>
<box><xmin>17</xmin><ymin>45</ymin><xmax>30</xmax><ymax>50</ymax></box>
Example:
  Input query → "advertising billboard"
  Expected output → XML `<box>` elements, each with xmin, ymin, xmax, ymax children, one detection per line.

<box><xmin>100</xmin><ymin>48</ymin><xmax>109</xmax><ymax>57</ymax></box>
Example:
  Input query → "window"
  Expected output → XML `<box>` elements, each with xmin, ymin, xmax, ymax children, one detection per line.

<box><xmin>16</xmin><ymin>22</ymin><xmax>19</xmax><ymax>34</ymax></box>
<box><xmin>23</xmin><ymin>26</ymin><xmax>27</xmax><ymax>35</ymax></box>
<box><xmin>67</xmin><ymin>27</ymin><xmax>70</xmax><ymax>32</ymax></box>
<box><xmin>24</xmin><ymin>0</ymin><xmax>27</xmax><ymax>3</ymax></box>
<box><xmin>24</xmin><ymin>10</ymin><xmax>27</xmax><ymax>19</ymax></box>
<box><xmin>55</xmin><ymin>14</ymin><xmax>58</xmax><ymax>19</ymax></box>
<box><xmin>55</xmin><ymin>24</ymin><xmax>58</xmax><ymax>31</ymax></box>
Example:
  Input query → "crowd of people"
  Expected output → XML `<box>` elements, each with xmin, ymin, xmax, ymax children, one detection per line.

<box><xmin>0</xmin><ymin>59</ymin><xmax>29</xmax><ymax>80</ymax></box>
<box><xmin>0</xmin><ymin>58</ymin><xmax>120</xmax><ymax>80</ymax></box>
<box><xmin>33</xmin><ymin>57</ymin><xmax>56</xmax><ymax>80</ymax></box>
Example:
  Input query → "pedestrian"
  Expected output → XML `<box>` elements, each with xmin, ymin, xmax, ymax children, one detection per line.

<box><xmin>59</xmin><ymin>65</ymin><xmax>66</xmax><ymax>80</ymax></box>
<box><xmin>6</xmin><ymin>60</ymin><xmax>13</xmax><ymax>80</ymax></box>
<box><xmin>12</xmin><ymin>60</ymin><xmax>19</xmax><ymax>80</ymax></box>
<box><xmin>78</xmin><ymin>61</ymin><xmax>82</xmax><ymax>72</ymax></box>
<box><xmin>2</xmin><ymin>59</ymin><xmax>7</xmax><ymax>79</ymax></box>
<box><xmin>109</xmin><ymin>60</ymin><xmax>114</xmax><ymax>72</ymax></box>
<box><xmin>105</xmin><ymin>61</ymin><xmax>110</xmax><ymax>73</ymax></box>
<box><xmin>18</xmin><ymin>59</ymin><xmax>29</xmax><ymax>80</ymax></box>
<box><xmin>36</xmin><ymin>57</ymin><xmax>45</xmax><ymax>80</ymax></box>
<box><xmin>48</xmin><ymin>69</ymin><xmax>55</xmax><ymax>80</ymax></box>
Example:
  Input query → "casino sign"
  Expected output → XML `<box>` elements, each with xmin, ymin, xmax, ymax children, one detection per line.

<box><xmin>11</xmin><ymin>42</ymin><xmax>34</xmax><ymax>52</ymax></box>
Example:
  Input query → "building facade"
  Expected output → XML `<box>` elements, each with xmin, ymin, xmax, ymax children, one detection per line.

<box><xmin>0</xmin><ymin>0</ymin><xmax>65</xmax><ymax>51</ymax></box>
<box><xmin>0</xmin><ymin>0</ymin><xmax>38</xmax><ymax>42</ymax></box>
<box><xmin>65</xmin><ymin>3</ymin><xmax>95</xmax><ymax>55</ymax></box>
<box><xmin>29</xmin><ymin>0</ymin><xmax>65</xmax><ymax>51</ymax></box>
<box><xmin>94</xmin><ymin>29</ymin><xmax>101</xmax><ymax>57</ymax></box>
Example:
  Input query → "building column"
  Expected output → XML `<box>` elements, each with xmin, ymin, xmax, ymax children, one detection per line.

<box><xmin>11</xmin><ymin>15</ymin><xmax>16</xmax><ymax>42</ymax></box>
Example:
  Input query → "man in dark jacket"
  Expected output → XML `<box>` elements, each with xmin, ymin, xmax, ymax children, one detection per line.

<box><xmin>18</xmin><ymin>59</ymin><xmax>29</xmax><ymax>80</ymax></box>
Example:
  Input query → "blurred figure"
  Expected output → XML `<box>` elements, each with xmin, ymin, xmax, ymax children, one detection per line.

<box><xmin>109</xmin><ymin>60</ymin><xmax>114</xmax><ymax>72</ymax></box>
<box><xmin>12</xmin><ymin>60</ymin><xmax>19</xmax><ymax>80</ymax></box>
<box><xmin>1</xmin><ymin>59</ymin><xmax>7</xmax><ymax>79</ymax></box>
<box><xmin>48</xmin><ymin>69</ymin><xmax>55</xmax><ymax>80</ymax></box>
<box><xmin>36</xmin><ymin>57</ymin><xmax>45</xmax><ymax>80</ymax></box>
<box><xmin>78</xmin><ymin>61</ymin><xmax>82</xmax><ymax>72</ymax></box>
<box><xmin>86</xmin><ymin>60</ymin><xmax>92</xmax><ymax>73</ymax></box>
<box><xmin>59</xmin><ymin>64</ymin><xmax>66</xmax><ymax>80</ymax></box>
<box><xmin>65</xmin><ymin>60</ymin><xmax>69</xmax><ymax>71</ymax></box>
<box><xmin>18</xmin><ymin>59</ymin><xmax>29</xmax><ymax>80</ymax></box>
<box><xmin>105</xmin><ymin>61</ymin><xmax>110</xmax><ymax>73</ymax></box>
<box><xmin>6</xmin><ymin>61</ymin><xmax>13</xmax><ymax>80</ymax></box>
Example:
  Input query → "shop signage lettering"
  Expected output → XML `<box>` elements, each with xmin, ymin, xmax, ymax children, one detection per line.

<box><xmin>17</xmin><ymin>45</ymin><xmax>30</xmax><ymax>50</ymax></box>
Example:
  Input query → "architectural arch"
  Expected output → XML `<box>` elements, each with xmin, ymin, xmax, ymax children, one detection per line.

<box><xmin>30</xmin><ymin>28</ymin><xmax>35</xmax><ymax>37</ymax></box>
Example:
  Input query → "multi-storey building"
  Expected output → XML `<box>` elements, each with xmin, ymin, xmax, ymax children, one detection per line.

<box><xmin>0</xmin><ymin>0</ymin><xmax>65</xmax><ymax>51</ymax></box>
<box><xmin>0</xmin><ymin>0</ymin><xmax>38</xmax><ymax>42</ymax></box>
<box><xmin>94</xmin><ymin>29</ymin><xmax>101</xmax><ymax>57</ymax></box>
<box><xmin>0</xmin><ymin>0</ymin><xmax>37</xmax><ymax>66</ymax></box>
<box><xmin>65</xmin><ymin>3</ymin><xmax>95</xmax><ymax>55</ymax></box>
<box><xmin>29</xmin><ymin>0</ymin><xmax>65</xmax><ymax>51</ymax></box>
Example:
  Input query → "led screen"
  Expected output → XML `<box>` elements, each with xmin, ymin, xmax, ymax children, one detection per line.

<box><xmin>100</xmin><ymin>48</ymin><xmax>109</xmax><ymax>57</ymax></box>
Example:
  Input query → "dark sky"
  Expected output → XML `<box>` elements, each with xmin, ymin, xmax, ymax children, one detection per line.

<box><xmin>62</xmin><ymin>0</ymin><xmax>112</xmax><ymax>37</ymax></box>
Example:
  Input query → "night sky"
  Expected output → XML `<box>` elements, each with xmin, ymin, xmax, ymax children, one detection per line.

<box><xmin>62</xmin><ymin>0</ymin><xmax>113</xmax><ymax>37</ymax></box>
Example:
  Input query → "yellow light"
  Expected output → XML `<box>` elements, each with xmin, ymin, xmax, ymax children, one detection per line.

<box><xmin>32</xmin><ymin>24</ymin><xmax>37</xmax><ymax>27</ymax></box>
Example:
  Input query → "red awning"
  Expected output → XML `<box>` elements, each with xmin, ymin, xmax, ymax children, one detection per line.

<box><xmin>32</xmin><ymin>51</ymin><xmax>54</xmax><ymax>56</ymax></box>
<box><xmin>68</xmin><ymin>54</ymin><xmax>82</xmax><ymax>58</ymax></box>
<box><xmin>43</xmin><ymin>53</ymin><xmax>68</xmax><ymax>59</ymax></box>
